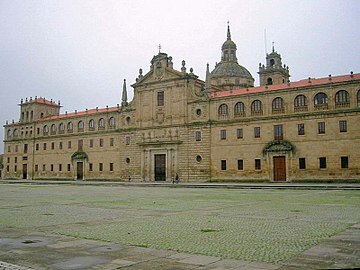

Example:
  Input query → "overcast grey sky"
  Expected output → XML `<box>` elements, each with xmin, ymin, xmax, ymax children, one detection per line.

<box><xmin>1</xmin><ymin>0</ymin><xmax>360</xmax><ymax>153</ymax></box>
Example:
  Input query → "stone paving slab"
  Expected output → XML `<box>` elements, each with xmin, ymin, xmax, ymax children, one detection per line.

<box><xmin>278</xmin><ymin>223</ymin><xmax>360</xmax><ymax>269</ymax></box>
<box><xmin>177</xmin><ymin>254</ymin><xmax>221</xmax><ymax>265</ymax></box>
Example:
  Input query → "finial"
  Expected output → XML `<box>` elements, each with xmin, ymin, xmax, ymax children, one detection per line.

<box><xmin>122</xmin><ymin>79</ymin><xmax>128</xmax><ymax>106</ymax></box>
<box><xmin>272</xmin><ymin>41</ymin><xmax>275</xmax><ymax>53</ymax></box>
<box><xmin>158</xmin><ymin>44</ymin><xmax>161</xmax><ymax>53</ymax></box>
<box><xmin>205</xmin><ymin>63</ymin><xmax>211</xmax><ymax>90</ymax></box>
<box><xmin>181</xmin><ymin>60</ymin><xmax>186</xmax><ymax>73</ymax></box>
<box><xmin>227</xmin><ymin>21</ymin><xmax>231</xmax><ymax>40</ymax></box>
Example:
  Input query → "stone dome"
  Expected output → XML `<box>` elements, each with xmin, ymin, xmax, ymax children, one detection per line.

<box><xmin>221</xmin><ymin>39</ymin><xmax>237</xmax><ymax>50</ymax></box>
<box><xmin>211</xmin><ymin>61</ymin><xmax>254</xmax><ymax>80</ymax></box>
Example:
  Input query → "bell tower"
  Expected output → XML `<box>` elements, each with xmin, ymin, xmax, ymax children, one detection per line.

<box><xmin>258</xmin><ymin>44</ymin><xmax>290</xmax><ymax>86</ymax></box>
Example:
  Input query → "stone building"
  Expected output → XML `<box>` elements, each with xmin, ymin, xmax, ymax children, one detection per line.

<box><xmin>3</xmin><ymin>26</ymin><xmax>360</xmax><ymax>182</ymax></box>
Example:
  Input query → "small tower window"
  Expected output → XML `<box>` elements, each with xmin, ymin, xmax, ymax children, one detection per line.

<box><xmin>267</xmin><ymin>77</ymin><xmax>273</xmax><ymax>85</ymax></box>
<box><xmin>270</xmin><ymin>59</ymin><xmax>275</xmax><ymax>66</ymax></box>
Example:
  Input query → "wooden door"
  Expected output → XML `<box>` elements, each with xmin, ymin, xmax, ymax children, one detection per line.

<box><xmin>273</xmin><ymin>156</ymin><xmax>286</xmax><ymax>181</ymax></box>
<box><xmin>22</xmin><ymin>164</ymin><xmax>27</xmax><ymax>179</ymax></box>
<box><xmin>76</xmin><ymin>162</ymin><xmax>84</xmax><ymax>180</ymax></box>
<box><xmin>154</xmin><ymin>154</ymin><xmax>166</xmax><ymax>181</ymax></box>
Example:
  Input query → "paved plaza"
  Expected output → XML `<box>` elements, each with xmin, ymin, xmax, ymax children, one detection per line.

<box><xmin>0</xmin><ymin>183</ymin><xmax>359</xmax><ymax>269</ymax></box>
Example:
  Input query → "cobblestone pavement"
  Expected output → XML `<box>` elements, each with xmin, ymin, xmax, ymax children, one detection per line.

<box><xmin>0</xmin><ymin>183</ymin><xmax>359</xmax><ymax>269</ymax></box>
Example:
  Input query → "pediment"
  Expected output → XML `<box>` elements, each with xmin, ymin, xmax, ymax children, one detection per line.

<box><xmin>262</xmin><ymin>140</ymin><xmax>295</xmax><ymax>155</ymax></box>
<box><xmin>132</xmin><ymin>67</ymin><xmax>186</xmax><ymax>88</ymax></box>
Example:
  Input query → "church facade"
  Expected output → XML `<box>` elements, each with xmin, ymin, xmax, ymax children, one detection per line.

<box><xmin>3</xmin><ymin>26</ymin><xmax>360</xmax><ymax>182</ymax></box>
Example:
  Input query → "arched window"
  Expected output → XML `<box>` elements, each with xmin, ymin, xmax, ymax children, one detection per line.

<box><xmin>59</xmin><ymin>123</ymin><xmax>65</xmax><ymax>132</ymax></box>
<box><xmin>267</xmin><ymin>77</ymin><xmax>273</xmax><ymax>85</ymax></box>
<box><xmin>89</xmin><ymin>119</ymin><xmax>95</xmax><ymax>129</ymax></box>
<box><xmin>43</xmin><ymin>125</ymin><xmax>49</xmax><ymax>135</ymax></box>
<box><xmin>78</xmin><ymin>121</ymin><xmax>84</xmax><ymax>131</ymax></box>
<box><xmin>7</xmin><ymin>129</ymin><xmax>12</xmax><ymax>139</ymax></box>
<box><xmin>251</xmin><ymin>100</ymin><xmax>262</xmax><ymax>115</ymax></box>
<box><xmin>272</xmin><ymin>97</ymin><xmax>284</xmax><ymax>113</ymax></box>
<box><xmin>358</xmin><ymin>90</ymin><xmax>360</xmax><ymax>106</ymax></box>
<box><xmin>335</xmin><ymin>90</ymin><xmax>350</xmax><ymax>108</ymax></box>
<box><xmin>98</xmin><ymin>118</ymin><xmax>105</xmax><ymax>129</ymax></box>
<box><xmin>314</xmin><ymin>92</ymin><xmax>328</xmax><ymax>105</ymax></box>
<box><xmin>67</xmin><ymin>122</ymin><xmax>73</xmax><ymax>132</ymax></box>
<box><xmin>218</xmin><ymin>104</ymin><xmax>229</xmax><ymax>119</ymax></box>
<box><xmin>234</xmin><ymin>102</ymin><xmax>245</xmax><ymax>117</ymax></box>
<box><xmin>13</xmin><ymin>129</ymin><xmax>18</xmax><ymax>137</ymax></box>
<box><xmin>294</xmin><ymin>95</ymin><xmax>307</xmax><ymax>108</ymax></box>
<box><xmin>50</xmin><ymin>124</ymin><xmax>56</xmax><ymax>134</ymax></box>
<box><xmin>270</xmin><ymin>59</ymin><xmax>275</xmax><ymax>66</ymax></box>
<box><xmin>234</xmin><ymin>102</ymin><xmax>245</xmax><ymax>113</ymax></box>
<box><xmin>109</xmin><ymin>117</ymin><xmax>116</xmax><ymax>128</ymax></box>
<box><xmin>30</xmin><ymin>111</ymin><xmax>34</xmax><ymax>121</ymax></box>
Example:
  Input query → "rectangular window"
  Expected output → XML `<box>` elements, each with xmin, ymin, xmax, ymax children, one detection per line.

<box><xmin>22</xmin><ymin>156</ymin><xmax>28</xmax><ymax>161</ymax></box>
<box><xmin>221</xmin><ymin>160</ymin><xmax>227</xmax><ymax>170</ymax></box>
<box><xmin>35</xmin><ymin>164</ymin><xmax>38</xmax><ymax>172</ymax></box>
<box><xmin>15</xmin><ymin>145</ymin><xmax>18</xmax><ymax>152</ymax></box>
<box><xmin>298</xmin><ymin>123</ymin><xmax>305</xmax><ymax>135</ymax></box>
<box><xmin>125</xmin><ymin>136</ymin><xmax>131</xmax><ymax>145</ymax></box>
<box><xmin>237</xmin><ymin>128</ymin><xmax>243</xmax><ymax>139</ymax></box>
<box><xmin>37</xmin><ymin>128</ymin><xmax>40</xmax><ymax>135</ymax></box>
<box><xmin>99</xmin><ymin>138</ymin><xmax>104</xmax><ymax>147</ymax></box>
<box><xmin>8</xmin><ymin>146</ymin><xmax>10</xmax><ymax>153</ymax></box>
<box><xmin>43</xmin><ymin>164</ymin><xmax>46</xmax><ymax>171</ymax></box>
<box><xmin>99</xmin><ymin>163</ymin><xmax>103</xmax><ymax>171</ymax></box>
<box><xmin>319</xmin><ymin>157</ymin><xmax>327</xmax><ymax>169</ymax></box>
<box><xmin>59</xmin><ymin>164</ymin><xmax>62</xmax><ymax>171</ymax></box>
<box><xmin>24</xmin><ymin>144</ymin><xmax>28</xmax><ymax>154</ymax></box>
<box><xmin>341</xmin><ymin>156</ymin><xmax>349</xmax><ymax>168</ymax></box>
<box><xmin>157</xmin><ymin>91</ymin><xmax>164</xmax><ymax>106</ymax></box>
<box><xmin>90</xmin><ymin>139</ymin><xmax>94</xmax><ymax>148</ymax></box>
<box><xmin>7</xmin><ymin>157</ymin><xmax>10</xmax><ymax>163</ymax></box>
<box><xmin>51</xmin><ymin>142</ymin><xmax>55</xmax><ymax>150</ymax></box>
<box><xmin>43</xmin><ymin>143</ymin><xmax>47</xmax><ymax>150</ymax></box>
<box><xmin>14</xmin><ymin>157</ymin><xmax>17</xmax><ymax>163</ymax></box>
<box><xmin>255</xmin><ymin>159</ymin><xmax>261</xmax><ymax>170</ymax></box>
<box><xmin>110</xmin><ymin>138</ymin><xmax>114</xmax><ymax>146</ymax></box>
<box><xmin>68</xmin><ymin>141</ymin><xmax>72</xmax><ymax>149</ymax></box>
<box><xmin>318</xmin><ymin>122</ymin><xmax>325</xmax><ymax>134</ymax></box>
<box><xmin>299</xmin><ymin>158</ymin><xmax>306</xmax><ymax>169</ymax></box>
<box><xmin>89</xmin><ymin>163</ymin><xmax>93</xmax><ymax>171</ymax></box>
<box><xmin>51</xmin><ymin>164</ymin><xmax>54</xmax><ymax>171</ymax></box>
<box><xmin>59</xmin><ymin>142</ymin><xmax>63</xmax><ymax>150</ymax></box>
<box><xmin>254</xmin><ymin>127</ymin><xmax>261</xmax><ymax>138</ymax></box>
<box><xmin>274</xmin><ymin>125</ymin><xmax>283</xmax><ymax>140</ymax></box>
<box><xmin>220</xmin><ymin>129</ymin><xmax>227</xmax><ymax>140</ymax></box>
<box><xmin>6</xmin><ymin>165</ymin><xmax>9</xmax><ymax>172</ymax></box>
<box><xmin>67</xmin><ymin>164</ymin><xmax>71</xmax><ymax>171</ymax></box>
<box><xmin>78</xmin><ymin>140</ymin><xmax>83</xmax><ymax>151</ymax></box>
<box><xmin>195</xmin><ymin>131</ymin><xmax>202</xmax><ymax>141</ymax></box>
<box><xmin>339</xmin><ymin>120</ymin><xmax>347</xmax><ymax>133</ymax></box>
<box><xmin>14</xmin><ymin>165</ymin><xmax>17</xmax><ymax>172</ymax></box>
<box><xmin>110</xmin><ymin>163</ymin><xmax>114</xmax><ymax>172</ymax></box>
<box><xmin>237</xmin><ymin>159</ymin><xmax>244</xmax><ymax>170</ymax></box>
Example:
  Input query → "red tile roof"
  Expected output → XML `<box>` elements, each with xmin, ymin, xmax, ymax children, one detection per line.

<box><xmin>211</xmin><ymin>73</ymin><xmax>360</xmax><ymax>98</ymax></box>
<box><xmin>23</xmin><ymin>98</ymin><xmax>61</xmax><ymax>107</ymax></box>
<box><xmin>41</xmin><ymin>106</ymin><xmax>119</xmax><ymax>121</ymax></box>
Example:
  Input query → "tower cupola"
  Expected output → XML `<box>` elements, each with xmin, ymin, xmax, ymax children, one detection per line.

<box><xmin>258</xmin><ymin>43</ymin><xmax>290</xmax><ymax>86</ymax></box>
<box><xmin>210</xmin><ymin>23</ymin><xmax>254</xmax><ymax>90</ymax></box>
